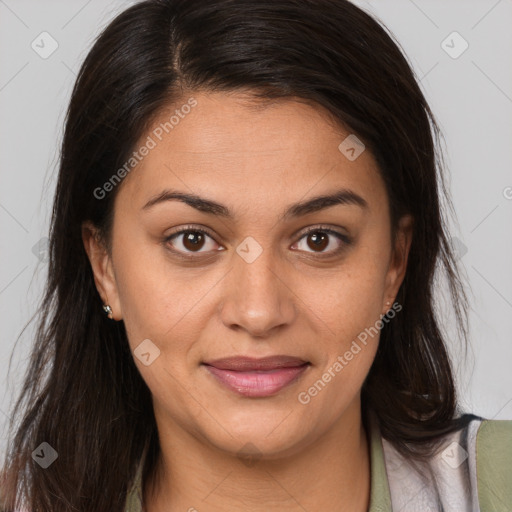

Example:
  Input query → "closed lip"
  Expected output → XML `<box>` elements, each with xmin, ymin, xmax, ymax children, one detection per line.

<box><xmin>202</xmin><ymin>355</ymin><xmax>309</xmax><ymax>371</ymax></box>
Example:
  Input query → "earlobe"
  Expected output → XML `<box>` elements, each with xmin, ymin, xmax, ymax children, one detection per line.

<box><xmin>81</xmin><ymin>222</ymin><xmax>122</xmax><ymax>320</ymax></box>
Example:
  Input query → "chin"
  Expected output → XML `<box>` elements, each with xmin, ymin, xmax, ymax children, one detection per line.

<box><xmin>201</xmin><ymin>415</ymin><xmax>315</xmax><ymax>462</ymax></box>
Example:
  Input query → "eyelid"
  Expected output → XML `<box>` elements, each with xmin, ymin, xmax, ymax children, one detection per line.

<box><xmin>165</xmin><ymin>224</ymin><xmax>218</xmax><ymax>242</ymax></box>
<box><xmin>295</xmin><ymin>224</ymin><xmax>350</xmax><ymax>241</ymax></box>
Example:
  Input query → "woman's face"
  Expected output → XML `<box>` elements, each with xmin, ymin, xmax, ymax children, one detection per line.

<box><xmin>85</xmin><ymin>91</ymin><xmax>412</xmax><ymax>458</ymax></box>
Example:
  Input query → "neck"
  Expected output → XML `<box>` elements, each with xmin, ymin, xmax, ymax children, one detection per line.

<box><xmin>144</xmin><ymin>403</ymin><xmax>371</xmax><ymax>512</ymax></box>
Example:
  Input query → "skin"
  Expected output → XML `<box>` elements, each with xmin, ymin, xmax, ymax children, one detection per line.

<box><xmin>83</xmin><ymin>91</ymin><xmax>413</xmax><ymax>512</ymax></box>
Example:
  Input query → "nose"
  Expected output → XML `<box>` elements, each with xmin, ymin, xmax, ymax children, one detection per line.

<box><xmin>219</xmin><ymin>243</ymin><xmax>297</xmax><ymax>337</ymax></box>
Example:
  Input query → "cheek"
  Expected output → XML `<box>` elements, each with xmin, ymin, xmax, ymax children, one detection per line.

<box><xmin>295</xmin><ymin>267</ymin><xmax>384</xmax><ymax>423</ymax></box>
<box><xmin>110</xmin><ymin>231</ymin><xmax>181</xmax><ymax>346</ymax></box>
<box><xmin>304</xmin><ymin>275</ymin><xmax>382</xmax><ymax>395</ymax></box>
<box><xmin>112</xmin><ymin>235</ymin><xmax>220</xmax><ymax>365</ymax></box>
<box><xmin>305</xmin><ymin>252</ymin><xmax>389</xmax><ymax>345</ymax></box>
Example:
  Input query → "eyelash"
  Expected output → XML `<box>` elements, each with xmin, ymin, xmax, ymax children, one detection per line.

<box><xmin>163</xmin><ymin>224</ymin><xmax>352</xmax><ymax>260</ymax></box>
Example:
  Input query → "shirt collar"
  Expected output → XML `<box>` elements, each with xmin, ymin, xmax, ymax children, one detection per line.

<box><xmin>367</xmin><ymin>412</ymin><xmax>393</xmax><ymax>511</ymax></box>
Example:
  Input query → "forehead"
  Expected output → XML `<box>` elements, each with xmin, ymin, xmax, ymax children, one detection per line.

<box><xmin>116</xmin><ymin>91</ymin><xmax>387</xmax><ymax>217</ymax></box>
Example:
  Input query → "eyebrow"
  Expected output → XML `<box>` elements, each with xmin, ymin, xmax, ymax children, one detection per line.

<box><xmin>142</xmin><ymin>187</ymin><xmax>369</xmax><ymax>219</ymax></box>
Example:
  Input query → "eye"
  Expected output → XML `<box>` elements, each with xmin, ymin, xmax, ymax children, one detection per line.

<box><xmin>292</xmin><ymin>226</ymin><xmax>351</xmax><ymax>255</ymax></box>
<box><xmin>165</xmin><ymin>226</ymin><xmax>221</xmax><ymax>255</ymax></box>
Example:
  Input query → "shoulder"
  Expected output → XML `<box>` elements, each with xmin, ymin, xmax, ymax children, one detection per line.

<box><xmin>475</xmin><ymin>419</ymin><xmax>512</xmax><ymax>510</ymax></box>
<box><xmin>381</xmin><ymin>415</ymin><xmax>512</xmax><ymax>511</ymax></box>
<box><xmin>475</xmin><ymin>417</ymin><xmax>512</xmax><ymax>449</ymax></box>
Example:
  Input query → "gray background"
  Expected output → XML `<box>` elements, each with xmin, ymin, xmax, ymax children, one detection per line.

<box><xmin>1</xmin><ymin>0</ymin><xmax>511</xmax><ymax>456</ymax></box>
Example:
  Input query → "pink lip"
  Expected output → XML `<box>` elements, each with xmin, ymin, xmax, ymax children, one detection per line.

<box><xmin>202</xmin><ymin>356</ymin><xmax>310</xmax><ymax>397</ymax></box>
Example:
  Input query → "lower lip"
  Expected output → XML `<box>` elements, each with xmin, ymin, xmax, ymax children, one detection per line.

<box><xmin>203</xmin><ymin>364</ymin><xmax>310</xmax><ymax>397</ymax></box>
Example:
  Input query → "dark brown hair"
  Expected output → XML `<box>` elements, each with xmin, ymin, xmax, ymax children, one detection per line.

<box><xmin>1</xmin><ymin>0</ymin><xmax>476</xmax><ymax>510</ymax></box>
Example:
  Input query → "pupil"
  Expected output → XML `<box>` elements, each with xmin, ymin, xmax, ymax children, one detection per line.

<box><xmin>184</xmin><ymin>231</ymin><xmax>204</xmax><ymax>251</ymax></box>
<box><xmin>308</xmin><ymin>232</ymin><xmax>328</xmax><ymax>251</ymax></box>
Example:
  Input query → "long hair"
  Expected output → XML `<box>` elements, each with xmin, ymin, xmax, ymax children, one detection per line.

<box><xmin>1</xmin><ymin>1</ymin><xmax>472</xmax><ymax>510</ymax></box>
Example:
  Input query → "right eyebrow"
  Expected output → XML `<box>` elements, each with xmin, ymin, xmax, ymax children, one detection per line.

<box><xmin>142</xmin><ymin>189</ymin><xmax>230</xmax><ymax>217</ymax></box>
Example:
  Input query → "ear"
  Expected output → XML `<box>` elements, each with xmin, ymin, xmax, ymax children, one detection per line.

<box><xmin>383</xmin><ymin>214</ymin><xmax>413</xmax><ymax>312</ymax></box>
<box><xmin>82</xmin><ymin>221</ymin><xmax>123</xmax><ymax>321</ymax></box>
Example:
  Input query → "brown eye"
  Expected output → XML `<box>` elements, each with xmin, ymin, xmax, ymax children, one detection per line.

<box><xmin>166</xmin><ymin>228</ymin><xmax>220</xmax><ymax>255</ymax></box>
<box><xmin>306</xmin><ymin>232</ymin><xmax>329</xmax><ymax>252</ymax></box>
<box><xmin>293</xmin><ymin>227</ymin><xmax>351</xmax><ymax>256</ymax></box>
<box><xmin>182</xmin><ymin>231</ymin><xmax>205</xmax><ymax>251</ymax></box>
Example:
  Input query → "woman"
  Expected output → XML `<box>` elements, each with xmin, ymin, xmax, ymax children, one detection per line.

<box><xmin>1</xmin><ymin>0</ymin><xmax>510</xmax><ymax>511</ymax></box>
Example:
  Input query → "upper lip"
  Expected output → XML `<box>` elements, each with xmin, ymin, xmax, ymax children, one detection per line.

<box><xmin>202</xmin><ymin>355</ymin><xmax>309</xmax><ymax>371</ymax></box>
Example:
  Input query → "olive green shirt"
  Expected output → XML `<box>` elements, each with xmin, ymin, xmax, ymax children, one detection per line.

<box><xmin>124</xmin><ymin>417</ymin><xmax>512</xmax><ymax>511</ymax></box>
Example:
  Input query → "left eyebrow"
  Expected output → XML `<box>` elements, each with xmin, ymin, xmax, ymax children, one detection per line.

<box><xmin>141</xmin><ymin>187</ymin><xmax>369</xmax><ymax>218</ymax></box>
<box><xmin>281</xmin><ymin>188</ymin><xmax>369</xmax><ymax>220</ymax></box>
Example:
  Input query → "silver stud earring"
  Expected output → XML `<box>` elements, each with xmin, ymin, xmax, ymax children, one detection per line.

<box><xmin>103</xmin><ymin>304</ymin><xmax>113</xmax><ymax>319</ymax></box>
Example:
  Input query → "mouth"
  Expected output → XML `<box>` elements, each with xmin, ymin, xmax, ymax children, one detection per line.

<box><xmin>201</xmin><ymin>356</ymin><xmax>311</xmax><ymax>397</ymax></box>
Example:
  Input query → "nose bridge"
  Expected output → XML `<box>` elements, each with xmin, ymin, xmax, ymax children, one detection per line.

<box><xmin>220</xmin><ymin>236</ymin><xmax>296</xmax><ymax>335</ymax></box>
